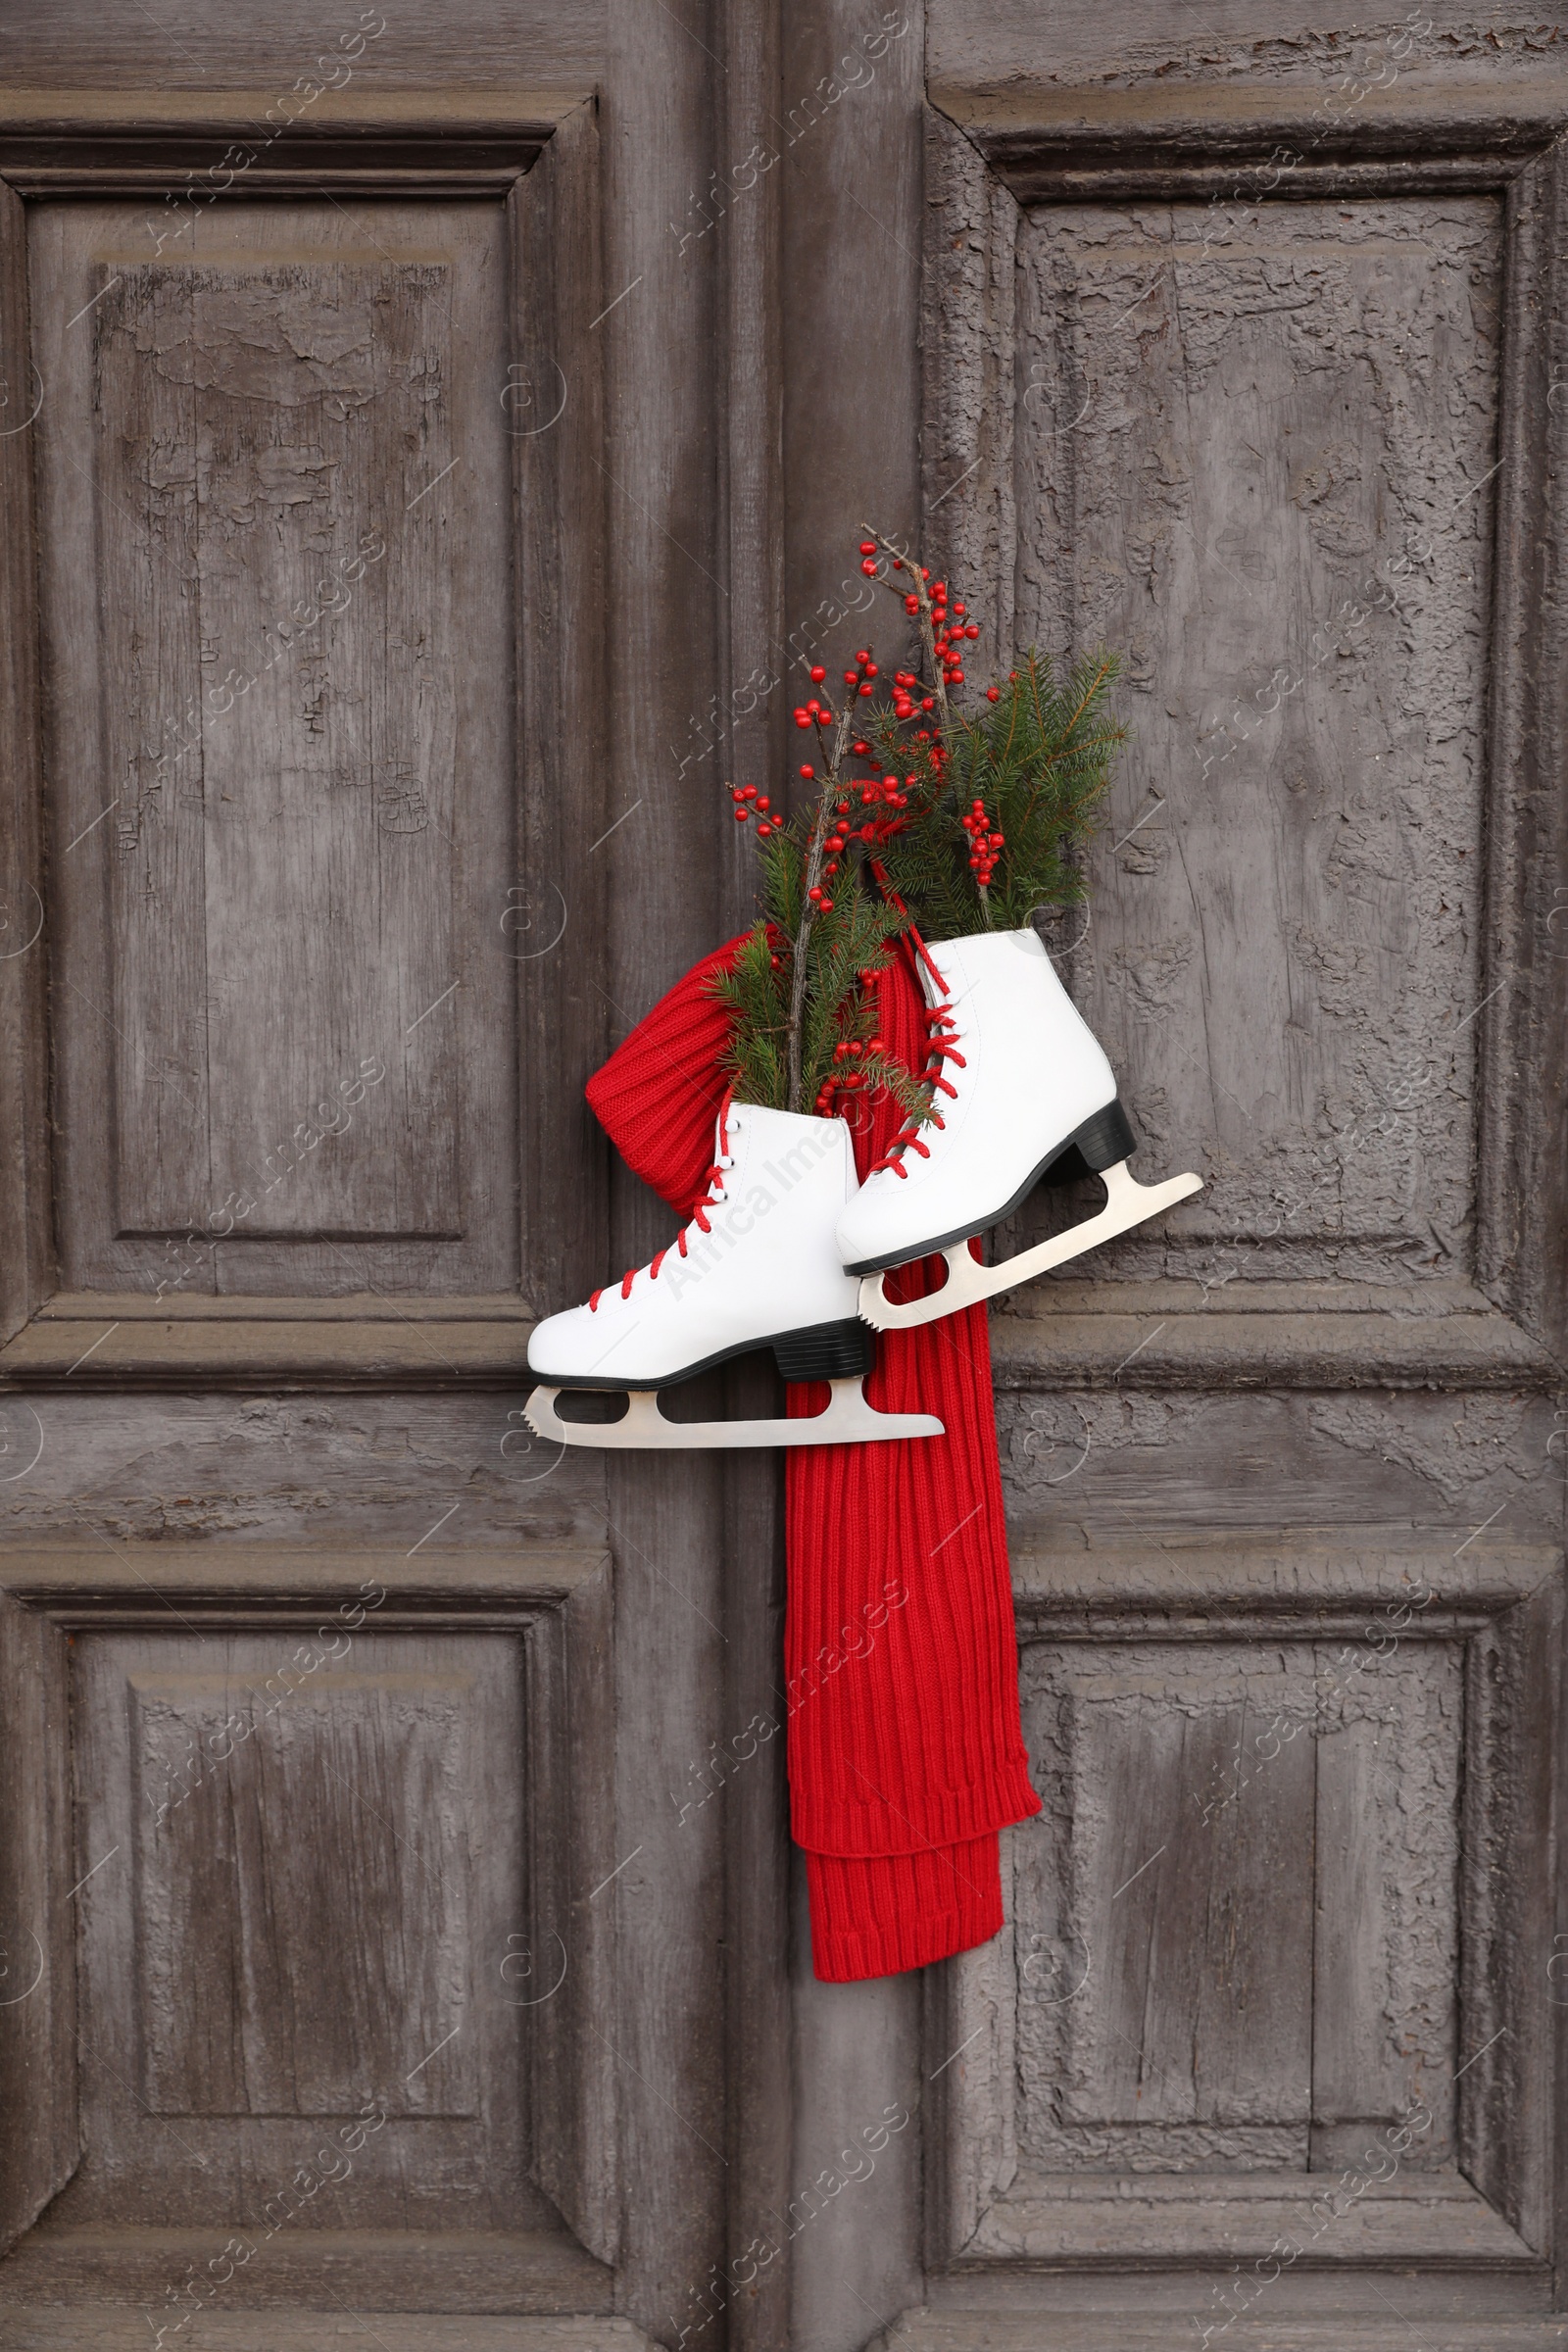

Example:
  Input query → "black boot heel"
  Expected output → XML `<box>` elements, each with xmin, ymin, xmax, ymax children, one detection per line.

<box><xmin>772</xmin><ymin>1319</ymin><xmax>876</xmax><ymax>1383</ymax></box>
<box><xmin>1042</xmin><ymin>1098</ymin><xmax>1139</xmax><ymax>1187</ymax></box>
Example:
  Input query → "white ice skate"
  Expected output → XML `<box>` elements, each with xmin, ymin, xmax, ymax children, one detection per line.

<box><xmin>523</xmin><ymin>1101</ymin><xmax>945</xmax><ymax>1448</ymax></box>
<box><xmin>843</xmin><ymin>926</ymin><xmax>1201</xmax><ymax>1332</ymax></box>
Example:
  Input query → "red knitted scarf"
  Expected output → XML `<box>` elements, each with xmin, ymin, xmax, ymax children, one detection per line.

<box><xmin>585</xmin><ymin>937</ymin><xmax>1041</xmax><ymax>1981</ymax></box>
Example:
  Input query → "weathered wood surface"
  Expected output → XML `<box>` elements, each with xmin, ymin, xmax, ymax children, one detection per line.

<box><xmin>1014</xmin><ymin>1635</ymin><xmax>1457</xmax><ymax>2172</ymax></box>
<box><xmin>0</xmin><ymin>2230</ymin><xmax>612</xmax><ymax>2314</ymax></box>
<box><xmin>916</xmin><ymin>41</ymin><xmax>1566</xmax><ymax>2342</ymax></box>
<box><xmin>0</xmin><ymin>6</ymin><xmax>606</xmax><ymax>89</ymax></box>
<box><xmin>0</xmin><ymin>1594</ymin><xmax>75</xmax><ymax>2261</ymax></box>
<box><xmin>2</xmin><ymin>2309</ymin><xmax>639</xmax><ymax>2351</ymax></box>
<box><xmin>1022</xmin><ymin>191</ymin><xmax>1496</xmax><ymax>1282</ymax></box>
<box><xmin>0</xmin><ymin>181</ymin><xmax>50</xmax><ymax>1351</ymax></box>
<box><xmin>870</xmin><ymin>2315</ymin><xmax>1568</xmax><ymax>2352</ymax></box>
<box><xmin>0</xmin><ymin>8</ymin><xmax>1564</xmax><ymax>2352</ymax></box>
<box><xmin>69</xmin><ymin>1629</ymin><xmax>528</xmax><ymax>2222</ymax></box>
<box><xmin>0</xmin><ymin>1309</ymin><xmax>533</xmax><ymax>1387</ymax></box>
<box><xmin>926</xmin><ymin>123</ymin><xmax>1504</xmax><ymax>1288</ymax></box>
<box><xmin>987</xmin><ymin>1279</ymin><xmax>1560</xmax><ymax>1390</ymax></box>
<box><xmin>32</xmin><ymin>199</ymin><xmax>516</xmax><ymax>1297</ymax></box>
<box><xmin>776</xmin><ymin>3</ymin><xmax>931</xmax><ymax>2348</ymax></box>
<box><xmin>998</xmin><ymin>1384</ymin><xmax>1566</xmax><ymax>1543</ymax></box>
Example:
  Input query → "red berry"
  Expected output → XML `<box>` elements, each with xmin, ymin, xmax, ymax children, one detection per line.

<box><xmin>757</xmin><ymin>795</ymin><xmax>770</xmax><ymax>809</ymax></box>
<box><xmin>852</xmin><ymin>740</ymin><xmax>870</xmax><ymax>756</ymax></box>
<box><xmin>858</xmin><ymin>540</ymin><xmax>876</xmax><ymax>555</ymax></box>
<box><xmin>921</xmin><ymin>697</ymin><xmax>934</xmax><ymax>711</ymax></box>
<box><xmin>863</xmin><ymin>662</ymin><xmax>878</xmax><ymax>676</ymax></box>
<box><xmin>795</xmin><ymin>712</ymin><xmax>810</xmax><ymax>729</ymax></box>
<box><xmin>800</xmin><ymin>764</ymin><xmax>814</xmax><ymax>778</ymax></box>
<box><xmin>858</xmin><ymin>681</ymin><xmax>873</xmax><ymax>697</ymax></box>
<box><xmin>954</xmin><ymin>602</ymin><xmax>966</xmax><ymax>616</ymax></box>
<box><xmin>905</xmin><ymin>595</ymin><xmax>919</xmax><ymax>614</ymax></box>
<box><xmin>758</xmin><ymin>821</ymin><xmax>773</xmax><ymax>837</ymax></box>
<box><xmin>986</xmin><ymin>686</ymin><xmax>1001</xmax><ymax>702</ymax></box>
<box><xmin>820</xmin><ymin>898</ymin><xmax>833</xmax><ymax>911</ymax></box>
<box><xmin>742</xmin><ymin>784</ymin><xmax>757</xmax><ymax>798</ymax></box>
<box><xmin>892</xmin><ymin>556</ymin><xmax>904</xmax><ymax>569</ymax></box>
<box><xmin>734</xmin><ymin>807</ymin><xmax>749</xmax><ymax>821</ymax></box>
<box><xmin>808</xmin><ymin>886</ymin><xmax>823</xmax><ymax>903</ymax></box>
<box><xmin>844</xmin><ymin>670</ymin><xmax>858</xmax><ymax>685</ymax></box>
<box><xmin>856</xmin><ymin>650</ymin><xmax>870</xmax><ymax>663</ymax></box>
<box><xmin>859</xmin><ymin>559</ymin><xmax>876</xmax><ymax>575</ymax></box>
<box><xmin>809</xmin><ymin>664</ymin><xmax>826</xmax><ymax>683</ymax></box>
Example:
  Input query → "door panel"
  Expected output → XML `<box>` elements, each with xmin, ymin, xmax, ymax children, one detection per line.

<box><xmin>0</xmin><ymin>1541</ymin><xmax>621</xmax><ymax>2316</ymax></box>
<box><xmin>1013</xmin><ymin>189</ymin><xmax>1498</xmax><ymax>1283</ymax></box>
<box><xmin>76</xmin><ymin>1635</ymin><xmax>515</xmax><ymax>2154</ymax></box>
<box><xmin>31</xmin><ymin>198</ymin><xmax>516</xmax><ymax>1296</ymax></box>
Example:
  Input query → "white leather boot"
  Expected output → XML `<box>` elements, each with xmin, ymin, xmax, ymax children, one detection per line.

<box><xmin>523</xmin><ymin>1102</ymin><xmax>943</xmax><ymax>1447</ymax></box>
<box><xmin>839</xmin><ymin>926</ymin><xmax>1201</xmax><ymax>1331</ymax></box>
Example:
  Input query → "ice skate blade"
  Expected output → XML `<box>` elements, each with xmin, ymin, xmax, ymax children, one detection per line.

<box><xmin>858</xmin><ymin>1160</ymin><xmax>1203</xmax><ymax>1332</ymax></box>
<box><xmin>522</xmin><ymin>1376</ymin><xmax>944</xmax><ymax>1450</ymax></box>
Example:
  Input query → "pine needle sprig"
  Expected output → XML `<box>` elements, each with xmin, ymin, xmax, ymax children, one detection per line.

<box><xmin>708</xmin><ymin>787</ymin><xmax>925</xmax><ymax>1121</ymax></box>
<box><xmin>869</xmin><ymin>648</ymin><xmax>1126</xmax><ymax>938</ymax></box>
<box><xmin>705</xmin><ymin>532</ymin><xmax>1129</xmax><ymax>1135</ymax></box>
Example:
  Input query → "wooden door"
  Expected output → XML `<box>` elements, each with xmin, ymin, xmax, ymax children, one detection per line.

<box><xmin>0</xmin><ymin>8</ymin><xmax>1564</xmax><ymax>2352</ymax></box>
<box><xmin>865</xmin><ymin>7</ymin><xmax>1568</xmax><ymax>2350</ymax></box>
<box><xmin>0</xmin><ymin>13</ymin><xmax>780</xmax><ymax>2352</ymax></box>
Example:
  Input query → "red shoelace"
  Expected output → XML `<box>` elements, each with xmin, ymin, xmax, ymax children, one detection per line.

<box><xmin>590</xmin><ymin>1092</ymin><xmax>736</xmax><ymax>1309</ymax></box>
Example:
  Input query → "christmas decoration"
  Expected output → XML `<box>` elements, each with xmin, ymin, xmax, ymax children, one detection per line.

<box><xmin>848</xmin><ymin>927</ymin><xmax>1203</xmax><ymax>1330</ymax></box>
<box><xmin>711</xmin><ymin>658</ymin><xmax>922</xmax><ymax>1123</ymax></box>
<box><xmin>523</xmin><ymin>1096</ymin><xmax>944</xmax><ymax>1448</ymax></box>
<box><xmin>854</xmin><ymin>527</ymin><xmax>1128</xmax><ymax>943</ymax></box>
<box><xmin>818</xmin><ymin>527</ymin><xmax>1202</xmax><ymax>1321</ymax></box>
<box><xmin>518</xmin><ymin>526</ymin><xmax>1204</xmax><ymax>1977</ymax></box>
<box><xmin>578</xmin><ymin>937</ymin><xmax>1040</xmax><ymax>1983</ymax></box>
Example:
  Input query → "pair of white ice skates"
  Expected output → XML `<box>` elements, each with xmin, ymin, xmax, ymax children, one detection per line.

<box><xmin>524</xmin><ymin>926</ymin><xmax>1201</xmax><ymax>1448</ymax></box>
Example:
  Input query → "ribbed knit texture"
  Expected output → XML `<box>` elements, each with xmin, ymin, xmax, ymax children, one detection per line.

<box><xmin>805</xmin><ymin>1835</ymin><xmax>1003</xmax><ymax>1983</ymax></box>
<box><xmin>585</xmin><ymin>937</ymin><xmax>1040</xmax><ymax>1980</ymax></box>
